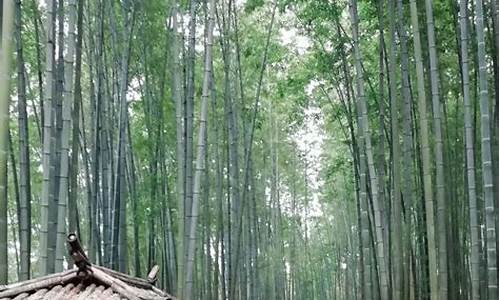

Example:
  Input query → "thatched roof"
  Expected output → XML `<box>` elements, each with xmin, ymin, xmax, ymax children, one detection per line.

<box><xmin>0</xmin><ymin>234</ymin><xmax>175</xmax><ymax>300</ymax></box>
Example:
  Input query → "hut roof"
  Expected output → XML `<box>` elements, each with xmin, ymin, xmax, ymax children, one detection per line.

<box><xmin>0</xmin><ymin>234</ymin><xmax>175</xmax><ymax>300</ymax></box>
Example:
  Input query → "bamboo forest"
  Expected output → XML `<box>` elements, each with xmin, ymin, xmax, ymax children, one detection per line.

<box><xmin>0</xmin><ymin>0</ymin><xmax>498</xmax><ymax>298</ymax></box>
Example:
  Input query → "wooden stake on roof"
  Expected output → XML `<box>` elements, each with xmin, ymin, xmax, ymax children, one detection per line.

<box><xmin>67</xmin><ymin>233</ymin><xmax>90</xmax><ymax>276</ymax></box>
<box><xmin>147</xmin><ymin>265</ymin><xmax>160</xmax><ymax>284</ymax></box>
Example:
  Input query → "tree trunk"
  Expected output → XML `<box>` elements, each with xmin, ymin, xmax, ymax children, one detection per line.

<box><xmin>474</xmin><ymin>0</ymin><xmax>498</xmax><ymax>297</ymax></box>
<box><xmin>183</xmin><ymin>0</ymin><xmax>215</xmax><ymax>297</ymax></box>
<box><xmin>349</xmin><ymin>0</ymin><xmax>389</xmax><ymax>298</ymax></box>
<box><xmin>68</xmin><ymin>0</ymin><xmax>84</xmax><ymax>248</ymax></box>
<box><xmin>111</xmin><ymin>2</ymin><xmax>133</xmax><ymax>272</ymax></box>
<box><xmin>0</xmin><ymin>0</ymin><xmax>14</xmax><ymax>284</ymax></box>
<box><xmin>183</xmin><ymin>0</ymin><xmax>196</xmax><ymax>288</ymax></box>
<box><xmin>409</xmin><ymin>0</ymin><xmax>439</xmax><ymax>297</ymax></box>
<box><xmin>40</xmin><ymin>0</ymin><xmax>56</xmax><ymax>276</ymax></box>
<box><xmin>459</xmin><ymin>1</ymin><xmax>481</xmax><ymax>298</ymax></box>
<box><xmin>387</xmin><ymin>0</ymin><xmax>403</xmax><ymax>297</ymax></box>
<box><xmin>423</xmin><ymin>1</ymin><xmax>449</xmax><ymax>297</ymax></box>
<box><xmin>30</xmin><ymin>0</ymin><xmax>44</xmax><ymax>140</ymax></box>
<box><xmin>172</xmin><ymin>2</ymin><xmax>185</xmax><ymax>297</ymax></box>
<box><xmin>396</xmin><ymin>0</ymin><xmax>416</xmax><ymax>297</ymax></box>
<box><xmin>14</xmin><ymin>0</ymin><xmax>32</xmax><ymax>281</ymax></box>
<box><xmin>55</xmin><ymin>0</ymin><xmax>77</xmax><ymax>272</ymax></box>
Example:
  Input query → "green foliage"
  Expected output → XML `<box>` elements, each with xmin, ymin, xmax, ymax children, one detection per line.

<box><xmin>244</xmin><ymin>0</ymin><xmax>265</xmax><ymax>13</ymax></box>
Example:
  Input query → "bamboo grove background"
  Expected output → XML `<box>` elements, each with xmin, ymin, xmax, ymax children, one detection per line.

<box><xmin>0</xmin><ymin>0</ymin><xmax>498</xmax><ymax>299</ymax></box>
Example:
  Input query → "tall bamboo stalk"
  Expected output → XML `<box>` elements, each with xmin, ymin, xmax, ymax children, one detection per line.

<box><xmin>349</xmin><ymin>0</ymin><xmax>389</xmax><ymax>298</ymax></box>
<box><xmin>0</xmin><ymin>0</ymin><xmax>14</xmax><ymax>285</ymax></box>
<box><xmin>184</xmin><ymin>0</ymin><xmax>215</xmax><ymax>297</ymax></box>
<box><xmin>40</xmin><ymin>0</ymin><xmax>56</xmax><ymax>276</ymax></box>
<box><xmin>459</xmin><ymin>1</ymin><xmax>480</xmax><ymax>298</ymax></box>
<box><xmin>55</xmin><ymin>0</ymin><xmax>77</xmax><ymax>272</ymax></box>
<box><xmin>409</xmin><ymin>0</ymin><xmax>439</xmax><ymax>297</ymax></box>
<box><xmin>14</xmin><ymin>0</ymin><xmax>32</xmax><ymax>281</ymax></box>
<box><xmin>474</xmin><ymin>0</ymin><xmax>498</xmax><ymax>297</ymax></box>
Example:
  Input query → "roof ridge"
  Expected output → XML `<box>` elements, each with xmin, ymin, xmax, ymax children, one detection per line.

<box><xmin>91</xmin><ymin>266</ymin><xmax>142</xmax><ymax>300</ymax></box>
<box><xmin>0</xmin><ymin>269</ymin><xmax>77</xmax><ymax>292</ymax></box>
<box><xmin>93</xmin><ymin>265</ymin><xmax>154</xmax><ymax>288</ymax></box>
<box><xmin>91</xmin><ymin>266</ymin><xmax>175</xmax><ymax>300</ymax></box>
<box><xmin>0</xmin><ymin>269</ymin><xmax>79</xmax><ymax>299</ymax></box>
